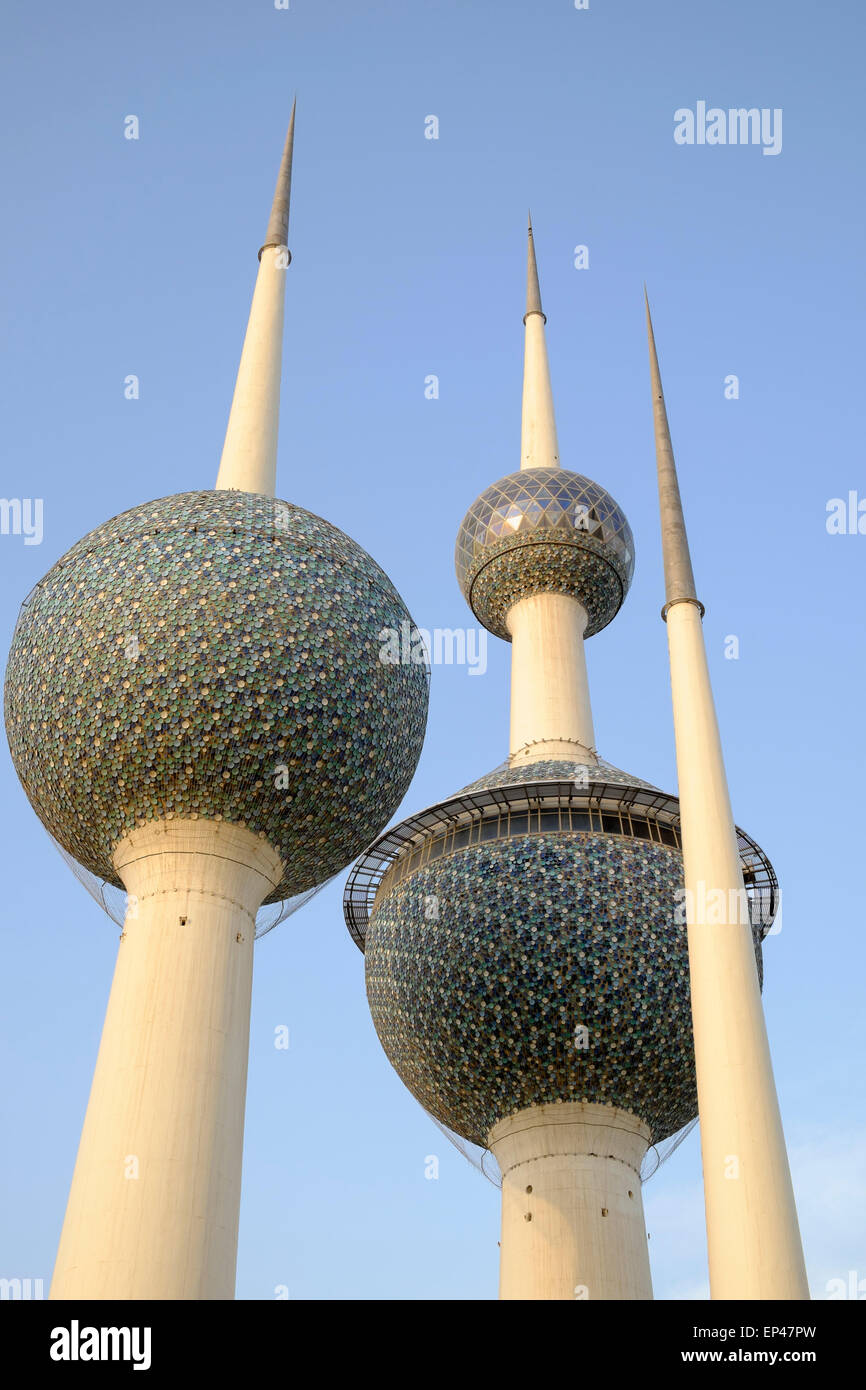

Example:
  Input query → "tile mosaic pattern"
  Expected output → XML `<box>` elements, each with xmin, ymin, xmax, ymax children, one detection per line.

<box><xmin>458</xmin><ymin>755</ymin><xmax>660</xmax><ymax>796</ymax></box>
<box><xmin>366</xmin><ymin>832</ymin><xmax>700</xmax><ymax>1145</ymax></box>
<box><xmin>367</xmin><ymin>829</ymin><xmax>764</xmax><ymax>1146</ymax></box>
<box><xmin>5</xmin><ymin>490</ymin><xmax>429</xmax><ymax>901</ymax></box>
<box><xmin>456</xmin><ymin>757</ymin><xmax>777</xmax><ymax>940</ymax></box>
<box><xmin>454</xmin><ymin>469</ymin><xmax>635</xmax><ymax>639</ymax></box>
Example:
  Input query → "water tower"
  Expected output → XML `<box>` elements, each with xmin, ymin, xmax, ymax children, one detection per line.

<box><xmin>5</xmin><ymin>104</ymin><xmax>429</xmax><ymax>1299</ymax></box>
<box><xmin>343</xmin><ymin>223</ymin><xmax>800</xmax><ymax>1299</ymax></box>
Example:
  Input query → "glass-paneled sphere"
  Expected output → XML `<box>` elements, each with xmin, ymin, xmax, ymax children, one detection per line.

<box><xmin>359</xmin><ymin>756</ymin><xmax>768</xmax><ymax>1147</ymax></box>
<box><xmin>455</xmin><ymin>468</ymin><xmax>634</xmax><ymax>639</ymax></box>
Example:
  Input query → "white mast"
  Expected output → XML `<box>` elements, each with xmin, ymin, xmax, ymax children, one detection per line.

<box><xmin>509</xmin><ymin>218</ymin><xmax>597</xmax><ymax>767</ymax></box>
<box><xmin>215</xmin><ymin>99</ymin><xmax>296</xmax><ymax>495</ymax></box>
<box><xmin>645</xmin><ymin>291</ymin><xmax>809</xmax><ymax>1300</ymax></box>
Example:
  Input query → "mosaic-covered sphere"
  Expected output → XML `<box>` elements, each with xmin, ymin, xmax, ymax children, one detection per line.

<box><xmin>355</xmin><ymin>756</ymin><xmax>769</xmax><ymax>1147</ymax></box>
<box><xmin>454</xmin><ymin>468</ymin><xmax>635</xmax><ymax>640</ymax></box>
<box><xmin>5</xmin><ymin>490</ymin><xmax>429</xmax><ymax>901</ymax></box>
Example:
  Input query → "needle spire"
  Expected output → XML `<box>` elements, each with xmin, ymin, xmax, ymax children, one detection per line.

<box><xmin>644</xmin><ymin>290</ymin><xmax>700</xmax><ymax>615</ymax></box>
<box><xmin>215</xmin><ymin>100</ymin><xmax>297</xmax><ymax>496</ymax></box>
<box><xmin>520</xmin><ymin>217</ymin><xmax>560</xmax><ymax>469</ymax></box>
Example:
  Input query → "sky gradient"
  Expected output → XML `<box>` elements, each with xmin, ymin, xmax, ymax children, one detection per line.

<box><xmin>0</xmin><ymin>0</ymin><xmax>863</xmax><ymax>1299</ymax></box>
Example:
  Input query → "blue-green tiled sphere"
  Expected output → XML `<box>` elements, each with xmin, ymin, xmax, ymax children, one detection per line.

<box><xmin>454</xmin><ymin>468</ymin><xmax>634</xmax><ymax>640</ymax></box>
<box><xmin>5</xmin><ymin>491</ymin><xmax>429</xmax><ymax>901</ymax></box>
<box><xmin>366</xmin><ymin>832</ymin><xmax>694</xmax><ymax>1146</ymax></box>
<box><xmin>361</xmin><ymin>754</ymin><xmax>766</xmax><ymax>1147</ymax></box>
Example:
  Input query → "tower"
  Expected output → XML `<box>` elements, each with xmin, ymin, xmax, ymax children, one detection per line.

<box><xmin>343</xmin><ymin>222</ymin><xmax>778</xmax><ymax>1300</ymax></box>
<box><xmin>645</xmin><ymin>295</ymin><xmax>808</xmax><ymax>1299</ymax></box>
<box><xmin>4</xmin><ymin>104</ymin><xmax>429</xmax><ymax>1300</ymax></box>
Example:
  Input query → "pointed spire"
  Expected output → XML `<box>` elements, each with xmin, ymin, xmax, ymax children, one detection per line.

<box><xmin>525</xmin><ymin>212</ymin><xmax>546</xmax><ymax>323</ymax></box>
<box><xmin>644</xmin><ymin>289</ymin><xmax>701</xmax><ymax>615</ymax></box>
<box><xmin>260</xmin><ymin>97</ymin><xmax>296</xmax><ymax>259</ymax></box>
<box><xmin>520</xmin><ymin>218</ymin><xmax>559</xmax><ymax>469</ymax></box>
<box><xmin>644</xmin><ymin>288</ymin><xmax>809</xmax><ymax>1298</ymax></box>
<box><xmin>215</xmin><ymin>102</ymin><xmax>297</xmax><ymax>496</ymax></box>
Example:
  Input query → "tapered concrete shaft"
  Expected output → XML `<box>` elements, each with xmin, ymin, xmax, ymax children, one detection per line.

<box><xmin>507</xmin><ymin>592</ymin><xmax>597</xmax><ymax>766</ymax></box>
<box><xmin>509</xmin><ymin>222</ymin><xmax>596</xmax><ymax>768</ymax></box>
<box><xmin>50</xmin><ymin>821</ymin><xmax>283</xmax><ymax>1300</ymax></box>
<box><xmin>520</xmin><ymin>217</ymin><xmax>560</xmax><ymax>470</ymax></box>
<box><xmin>646</xmin><ymin>294</ymin><xmax>808</xmax><ymax>1300</ymax></box>
<box><xmin>216</xmin><ymin>101</ymin><xmax>296</xmax><ymax>496</ymax></box>
<box><xmin>489</xmin><ymin>1102</ymin><xmax>653</xmax><ymax>1301</ymax></box>
<box><xmin>644</xmin><ymin>291</ymin><xmax>697</xmax><ymax>609</ymax></box>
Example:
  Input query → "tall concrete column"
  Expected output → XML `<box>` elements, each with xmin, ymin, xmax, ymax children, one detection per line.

<box><xmin>666</xmin><ymin>601</ymin><xmax>808</xmax><ymax>1298</ymax></box>
<box><xmin>489</xmin><ymin>1102</ymin><xmax>652</xmax><ymax>1301</ymax></box>
<box><xmin>507</xmin><ymin>592</ymin><xmax>597</xmax><ymax>766</ymax></box>
<box><xmin>49</xmin><ymin>820</ymin><xmax>283</xmax><ymax>1300</ymax></box>
<box><xmin>645</xmin><ymin>292</ymin><xmax>808</xmax><ymax>1299</ymax></box>
<box><xmin>507</xmin><ymin>218</ymin><xmax>597</xmax><ymax>770</ymax></box>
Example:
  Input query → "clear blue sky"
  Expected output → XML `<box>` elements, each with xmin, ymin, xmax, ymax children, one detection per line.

<box><xmin>1</xmin><ymin>0</ymin><xmax>863</xmax><ymax>1299</ymax></box>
